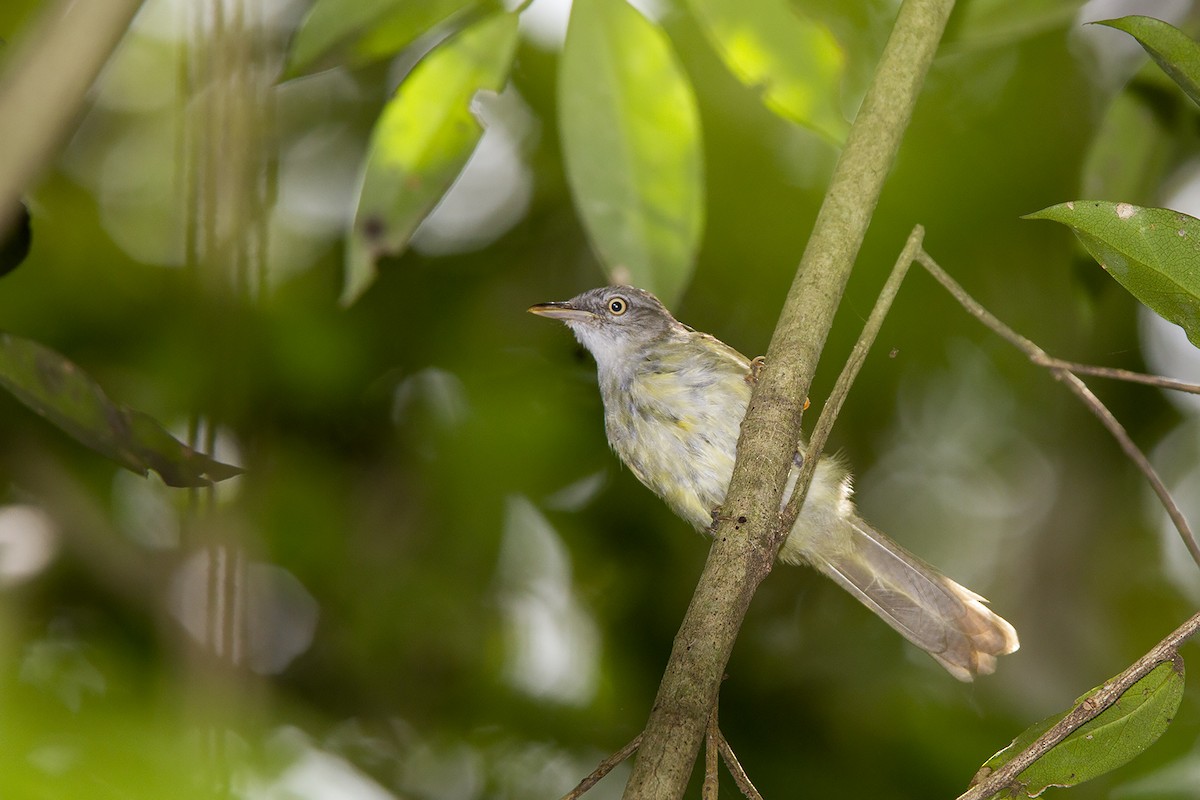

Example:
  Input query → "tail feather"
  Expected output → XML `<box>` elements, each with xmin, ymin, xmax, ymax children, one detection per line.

<box><xmin>788</xmin><ymin>516</ymin><xmax>1019</xmax><ymax>681</ymax></box>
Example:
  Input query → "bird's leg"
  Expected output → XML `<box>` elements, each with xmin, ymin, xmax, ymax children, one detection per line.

<box><xmin>745</xmin><ymin>355</ymin><xmax>766</xmax><ymax>384</ymax></box>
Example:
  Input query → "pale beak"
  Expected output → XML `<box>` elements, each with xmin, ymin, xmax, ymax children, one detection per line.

<box><xmin>528</xmin><ymin>301</ymin><xmax>596</xmax><ymax>322</ymax></box>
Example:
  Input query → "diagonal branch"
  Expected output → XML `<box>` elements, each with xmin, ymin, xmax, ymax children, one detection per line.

<box><xmin>558</xmin><ymin>734</ymin><xmax>643</xmax><ymax>800</ymax></box>
<box><xmin>1039</xmin><ymin>359</ymin><xmax>1200</xmax><ymax>395</ymax></box>
<box><xmin>620</xmin><ymin>3</ymin><xmax>958</xmax><ymax>796</ymax></box>
<box><xmin>916</xmin><ymin>249</ymin><xmax>1200</xmax><ymax>571</ymax></box>
<box><xmin>0</xmin><ymin>0</ymin><xmax>146</xmax><ymax>235</ymax></box>
<box><xmin>718</xmin><ymin>730</ymin><xmax>765</xmax><ymax>800</ymax></box>
<box><xmin>782</xmin><ymin>225</ymin><xmax>923</xmax><ymax>532</ymax></box>
<box><xmin>956</xmin><ymin>610</ymin><xmax>1200</xmax><ymax>800</ymax></box>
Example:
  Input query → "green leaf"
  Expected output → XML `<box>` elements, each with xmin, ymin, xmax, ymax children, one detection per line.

<box><xmin>684</xmin><ymin>0</ymin><xmax>847</xmax><ymax>142</ymax></box>
<box><xmin>285</xmin><ymin>0</ymin><xmax>478</xmax><ymax>78</ymax></box>
<box><xmin>0</xmin><ymin>333</ymin><xmax>242</xmax><ymax>487</ymax></box>
<box><xmin>978</xmin><ymin>656</ymin><xmax>1185</xmax><ymax>797</ymax></box>
<box><xmin>1096</xmin><ymin>16</ymin><xmax>1200</xmax><ymax>109</ymax></box>
<box><xmin>559</xmin><ymin>0</ymin><xmax>704</xmax><ymax>306</ymax></box>
<box><xmin>1025</xmin><ymin>201</ymin><xmax>1200</xmax><ymax>346</ymax></box>
<box><xmin>342</xmin><ymin>11</ymin><xmax>519</xmax><ymax>306</ymax></box>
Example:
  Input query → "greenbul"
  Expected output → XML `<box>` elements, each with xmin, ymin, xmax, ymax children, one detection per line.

<box><xmin>530</xmin><ymin>285</ymin><xmax>1018</xmax><ymax>680</ymax></box>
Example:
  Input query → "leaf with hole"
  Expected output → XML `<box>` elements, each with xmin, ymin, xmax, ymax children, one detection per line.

<box><xmin>1096</xmin><ymin>16</ymin><xmax>1200</xmax><ymax>109</ymax></box>
<box><xmin>342</xmin><ymin>10</ymin><xmax>518</xmax><ymax>305</ymax></box>
<box><xmin>1026</xmin><ymin>201</ymin><xmax>1200</xmax><ymax>347</ymax></box>
<box><xmin>559</xmin><ymin>0</ymin><xmax>704</xmax><ymax>306</ymax></box>
<box><xmin>977</xmin><ymin>655</ymin><xmax>1184</xmax><ymax>797</ymax></box>
<box><xmin>0</xmin><ymin>333</ymin><xmax>242</xmax><ymax>487</ymax></box>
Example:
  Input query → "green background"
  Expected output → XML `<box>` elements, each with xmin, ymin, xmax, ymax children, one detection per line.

<box><xmin>2</xmin><ymin>0</ymin><xmax>1199</xmax><ymax>797</ymax></box>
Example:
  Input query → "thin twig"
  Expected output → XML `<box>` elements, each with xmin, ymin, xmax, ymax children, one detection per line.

<box><xmin>957</xmin><ymin>610</ymin><xmax>1200</xmax><ymax>800</ymax></box>
<box><xmin>916</xmin><ymin>249</ymin><xmax>1200</xmax><ymax>571</ymax></box>
<box><xmin>717</xmin><ymin>731</ymin><xmax>765</xmax><ymax>800</ymax></box>
<box><xmin>1039</xmin><ymin>358</ymin><xmax>1200</xmax><ymax>395</ymax></box>
<box><xmin>781</xmin><ymin>225</ymin><xmax>924</xmax><ymax>534</ymax></box>
<box><xmin>559</xmin><ymin>734</ymin><xmax>643</xmax><ymax>800</ymax></box>
<box><xmin>704</xmin><ymin>707</ymin><xmax>720</xmax><ymax>800</ymax></box>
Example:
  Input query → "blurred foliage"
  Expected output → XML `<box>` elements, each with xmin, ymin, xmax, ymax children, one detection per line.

<box><xmin>3</xmin><ymin>0</ymin><xmax>1200</xmax><ymax>799</ymax></box>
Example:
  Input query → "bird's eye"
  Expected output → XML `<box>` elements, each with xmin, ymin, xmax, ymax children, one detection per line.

<box><xmin>607</xmin><ymin>297</ymin><xmax>628</xmax><ymax>316</ymax></box>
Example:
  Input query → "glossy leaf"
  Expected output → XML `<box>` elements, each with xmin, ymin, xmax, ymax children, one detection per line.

<box><xmin>285</xmin><ymin>0</ymin><xmax>477</xmax><ymax>78</ymax></box>
<box><xmin>342</xmin><ymin>11</ymin><xmax>519</xmax><ymax>305</ymax></box>
<box><xmin>684</xmin><ymin>0</ymin><xmax>847</xmax><ymax>142</ymax></box>
<box><xmin>1096</xmin><ymin>16</ymin><xmax>1200</xmax><ymax>109</ymax></box>
<box><xmin>1025</xmin><ymin>201</ymin><xmax>1200</xmax><ymax>346</ymax></box>
<box><xmin>0</xmin><ymin>333</ymin><xmax>242</xmax><ymax>487</ymax></box>
<box><xmin>979</xmin><ymin>656</ymin><xmax>1184</xmax><ymax>798</ymax></box>
<box><xmin>559</xmin><ymin>0</ymin><xmax>704</xmax><ymax>306</ymax></box>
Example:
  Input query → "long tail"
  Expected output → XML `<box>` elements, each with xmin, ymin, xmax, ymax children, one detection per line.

<box><xmin>784</xmin><ymin>515</ymin><xmax>1019</xmax><ymax>681</ymax></box>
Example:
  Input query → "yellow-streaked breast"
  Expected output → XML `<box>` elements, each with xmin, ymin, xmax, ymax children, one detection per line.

<box><xmin>599</xmin><ymin>328</ymin><xmax>753</xmax><ymax>530</ymax></box>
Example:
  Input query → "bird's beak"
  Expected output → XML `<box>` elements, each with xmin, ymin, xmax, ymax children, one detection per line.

<box><xmin>528</xmin><ymin>301</ymin><xmax>595</xmax><ymax>322</ymax></box>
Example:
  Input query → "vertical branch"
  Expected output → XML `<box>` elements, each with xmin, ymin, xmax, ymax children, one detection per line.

<box><xmin>704</xmin><ymin>706</ymin><xmax>720</xmax><ymax>800</ymax></box>
<box><xmin>621</xmin><ymin>2</ymin><xmax>957</xmax><ymax>798</ymax></box>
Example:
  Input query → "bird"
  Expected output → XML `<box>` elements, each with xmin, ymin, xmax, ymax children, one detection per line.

<box><xmin>529</xmin><ymin>285</ymin><xmax>1018</xmax><ymax>681</ymax></box>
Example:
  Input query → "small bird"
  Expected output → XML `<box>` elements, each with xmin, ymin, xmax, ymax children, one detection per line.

<box><xmin>530</xmin><ymin>285</ymin><xmax>1018</xmax><ymax>680</ymax></box>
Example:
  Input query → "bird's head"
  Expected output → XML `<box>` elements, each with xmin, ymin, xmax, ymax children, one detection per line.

<box><xmin>528</xmin><ymin>286</ymin><xmax>679</xmax><ymax>368</ymax></box>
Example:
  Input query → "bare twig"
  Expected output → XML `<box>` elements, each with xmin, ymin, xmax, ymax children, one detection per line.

<box><xmin>957</xmin><ymin>610</ymin><xmax>1200</xmax><ymax>800</ymax></box>
<box><xmin>1038</xmin><ymin>358</ymin><xmax>1200</xmax><ymax>395</ymax></box>
<box><xmin>559</xmin><ymin>734</ymin><xmax>643</xmax><ymax>800</ymax></box>
<box><xmin>781</xmin><ymin>225</ymin><xmax>924</xmax><ymax>533</ymax></box>
<box><xmin>704</xmin><ymin>707</ymin><xmax>720</xmax><ymax>800</ymax></box>
<box><xmin>916</xmin><ymin>249</ymin><xmax>1200</xmax><ymax>571</ymax></box>
<box><xmin>718</xmin><ymin>732</ymin><xmax>765</xmax><ymax>800</ymax></box>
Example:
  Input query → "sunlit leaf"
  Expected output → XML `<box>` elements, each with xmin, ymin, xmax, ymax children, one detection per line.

<box><xmin>559</xmin><ymin>0</ymin><xmax>704</xmax><ymax>306</ymax></box>
<box><xmin>0</xmin><ymin>200</ymin><xmax>31</xmax><ymax>277</ymax></box>
<box><xmin>342</xmin><ymin>11</ymin><xmax>519</xmax><ymax>306</ymax></box>
<box><xmin>1096</xmin><ymin>16</ymin><xmax>1200</xmax><ymax>109</ymax></box>
<box><xmin>0</xmin><ymin>333</ymin><xmax>242</xmax><ymax>487</ymax></box>
<box><xmin>285</xmin><ymin>0</ymin><xmax>478</xmax><ymax>77</ymax></box>
<box><xmin>978</xmin><ymin>656</ymin><xmax>1184</xmax><ymax>797</ymax></box>
<box><xmin>1025</xmin><ymin>201</ymin><xmax>1200</xmax><ymax>346</ymax></box>
<box><xmin>684</xmin><ymin>0</ymin><xmax>847</xmax><ymax>142</ymax></box>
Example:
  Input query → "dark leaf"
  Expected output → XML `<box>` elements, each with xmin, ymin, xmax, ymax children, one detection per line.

<box><xmin>0</xmin><ymin>333</ymin><xmax>242</xmax><ymax>487</ymax></box>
